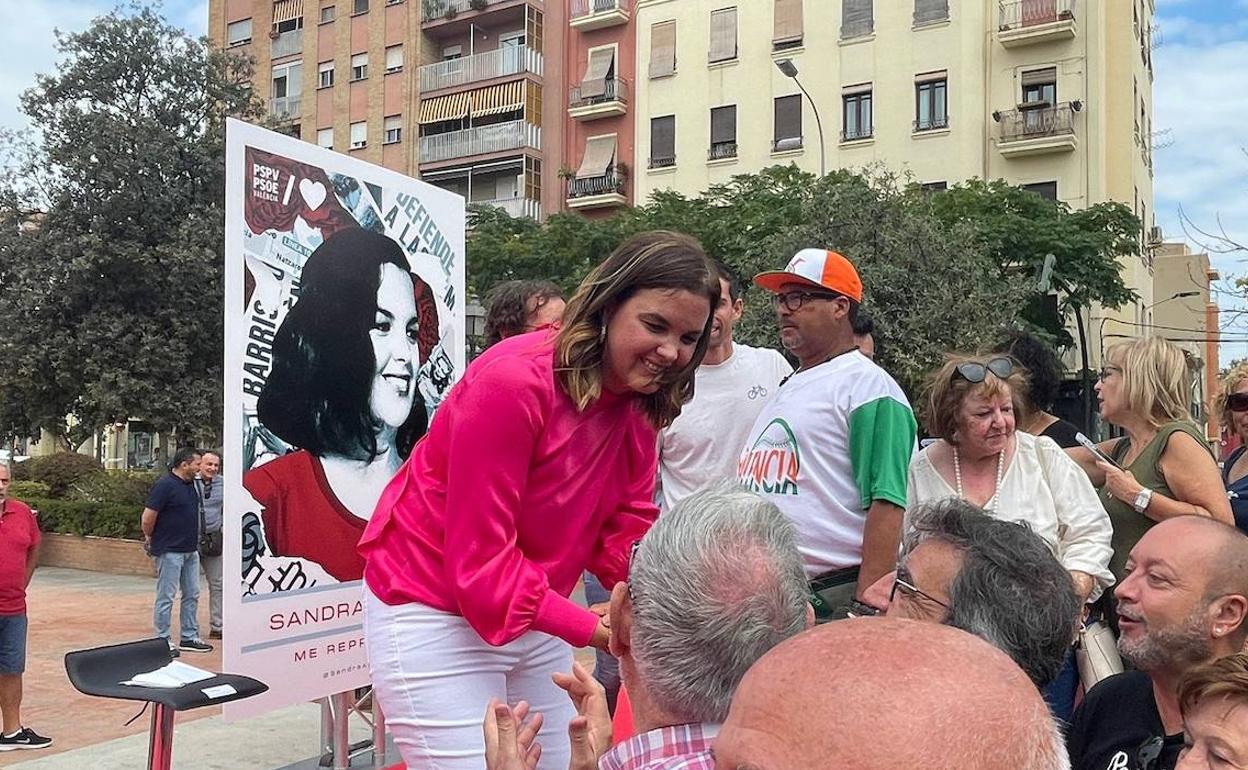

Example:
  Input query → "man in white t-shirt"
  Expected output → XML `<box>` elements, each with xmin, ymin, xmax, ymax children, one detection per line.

<box><xmin>737</xmin><ymin>249</ymin><xmax>917</xmax><ymax>620</ymax></box>
<box><xmin>658</xmin><ymin>262</ymin><xmax>792</xmax><ymax>511</ymax></box>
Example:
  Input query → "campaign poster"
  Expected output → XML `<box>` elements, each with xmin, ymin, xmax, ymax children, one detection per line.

<box><xmin>222</xmin><ymin>119</ymin><xmax>465</xmax><ymax>718</ymax></box>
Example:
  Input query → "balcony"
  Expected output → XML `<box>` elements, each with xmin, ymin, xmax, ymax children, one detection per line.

<box><xmin>421</xmin><ymin>0</ymin><xmax>515</xmax><ymax>27</ymax></box>
<box><xmin>840</xmin><ymin>127</ymin><xmax>873</xmax><ymax>143</ymax></box>
<box><xmin>995</xmin><ymin>102</ymin><xmax>1078</xmax><ymax>157</ymax></box>
<box><xmin>419</xmin><ymin>119</ymin><xmax>541</xmax><ymax>164</ymax></box>
<box><xmin>648</xmin><ymin>156</ymin><xmax>676</xmax><ymax>169</ymax></box>
<box><xmin>570</xmin><ymin>0</ymin><xmax>630</xmax><ymax>31</ymax></box>
<box><xmin>270</xmin><ymin>95</ymin><xmax>302</xmax><ymax>122</ymax></box>
<box><xmin>566</xmin><ymin>171</ymin><xmax>626</xmax><ymax>209</ymax></box>
<box><xmin>271</xmin><ymin>30</ymin><xmax>303</xmax><ymax>59</ymax></box>
<box><xmin>707</xmin><ymin>142</ymin><xmax>738</xmax><ymax>161</ymax></box>
<box><xmin>479</xmin><ymin>196</ymin><xmax>542</xmax><ymax>221</ymax></box>
<box><xmin>567</xmin><ymin>78</ymin><xmax>629</xmax><ymax>120</ymax></box>
<box><xmin>998</xmin><ymin>0</ymin><xmax>1076</xmax><ymax>48</ymax></box>
<box><xmin>420</xmin><ymin>45</ymin><xmax>543</xmax><ymax>93</ymax></box>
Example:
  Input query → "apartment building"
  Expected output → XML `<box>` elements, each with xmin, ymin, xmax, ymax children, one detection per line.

<box><xmin>208</xmin><ymin>0</ymin><xmax>569</xmax><ymax>220</ymax></box>
<box><xmin>633</xmin><ymin>0</ymin><xmax>1159</xmax><ymax>361</ymax></box>
<box><xmin>1150</xmin><ymin>242</ymin><xmax>1220</xmax><ymax>439</ymax></box>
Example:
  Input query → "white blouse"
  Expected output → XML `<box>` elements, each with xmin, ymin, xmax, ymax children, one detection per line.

<box><xmin>907</xmin><ymin>431</ymin><xmax>1115</xmax><ymax>599</ymax></box>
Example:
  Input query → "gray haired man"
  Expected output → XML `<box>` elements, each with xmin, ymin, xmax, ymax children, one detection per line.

<box><xmin>484</xmin><ymin>481</ymin><xmax>813</xmax><ymax>770</ymax></box>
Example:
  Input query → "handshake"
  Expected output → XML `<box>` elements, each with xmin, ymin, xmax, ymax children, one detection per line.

<box><xmin>483</xmin><ymin>663</ymin><xmax>612</xmax><ymax>770</ymax></box>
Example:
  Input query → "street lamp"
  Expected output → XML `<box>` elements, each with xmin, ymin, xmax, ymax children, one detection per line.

<box><xmin>774</xmin><ymin>58</ymin><xmax>825</xmax><ymax>177</ymax></box>
<box><xmin>1146</xmin><ymin>290</ymin><xmax>1199</xmax><ymax>309</ymax></box>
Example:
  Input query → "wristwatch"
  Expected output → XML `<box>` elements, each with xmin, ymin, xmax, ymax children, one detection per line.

<box><xmin>1132</xmin><ymin>487</ymin><xmax>1153</xmax><ymax>513</ymax></box>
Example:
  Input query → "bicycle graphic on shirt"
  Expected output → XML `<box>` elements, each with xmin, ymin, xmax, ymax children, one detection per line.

<box><xmin>747</xmin><ymin>385</ymin><xmax>769</xmax><ymax>400</ymax></box>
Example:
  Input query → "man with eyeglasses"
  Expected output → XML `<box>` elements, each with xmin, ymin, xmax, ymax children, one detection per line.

<box><xmin>1067</xmin><ymin>516</ymin><xmax>1248</xmax><ymax>770</ymax></box>
<box><xmin>860</xmin><ymin>498</ymin><xmax>1082</xmax><ymax>689</ymax></box>
<box><xmin>196</xmin><ymin>451</ymin><xmax>224</xmax><ymax>640</ymax></box>
<box><xmin>736</xmin><ymin>249</ymin><xmax>916</xmax><ymax>620</ymax></box>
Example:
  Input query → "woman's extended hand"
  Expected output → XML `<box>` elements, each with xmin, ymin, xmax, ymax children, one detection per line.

<box><xmin>1097</xmin><ymin>461</ymin><xmax>1143</xmax><ymax>506</ymax></box>
<box><xmin>589</xmin><ymin>616</ymin><xmax>611</xmax><ymax>651</ymax></box>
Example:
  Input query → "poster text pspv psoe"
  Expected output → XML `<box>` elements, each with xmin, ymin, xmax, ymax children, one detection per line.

<box><xmin>223</xmin><ymin>119</ymin><xmax>465</xmax><ymax>719</ymax></box>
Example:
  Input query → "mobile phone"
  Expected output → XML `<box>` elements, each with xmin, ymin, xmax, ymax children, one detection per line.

<box><xmin>1076</xmin><ymin>432</ymin><xmax>1121</xmax><ymax>469</ymax></box>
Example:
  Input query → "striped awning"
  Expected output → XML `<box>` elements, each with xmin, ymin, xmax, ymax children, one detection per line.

<box><xmin>419</xmin><ymin>91</ymin><xmax>473</xmax><ymax>123</ymax></box>
<box><xmin>472</xmin><ymin>81</ymin><xmax>525</xmax><ymax>117</ymax></box>
<box><xmin>273</xmin><ymin>0</ymin><xmax>303</xmax><ymax>23</ymax></box>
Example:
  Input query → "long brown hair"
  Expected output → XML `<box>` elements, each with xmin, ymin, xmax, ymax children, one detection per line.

<box><xmin>555</xmin><ymin>231</ymin><xmax>720</xmax><ymax>428</ymax></box>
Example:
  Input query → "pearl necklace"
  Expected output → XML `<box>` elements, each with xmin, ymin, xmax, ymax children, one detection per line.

<box><xmin>953</xmin><ymin>445</ymin><xmax>1006</xmax><ymax>511</ymax></box>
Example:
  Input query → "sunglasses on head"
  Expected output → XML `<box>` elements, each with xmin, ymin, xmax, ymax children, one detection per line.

<box><xmin>953</xmin><ymin>357</ymin><xmax>1014</xmax><ymax>384</ymax></box>
<box><xmin>1228</xmin><ymin>393</ymin><xmax>1248</xmax><ymax>413</ymax></box>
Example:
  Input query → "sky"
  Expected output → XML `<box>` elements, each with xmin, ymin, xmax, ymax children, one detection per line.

<box><xmin>1</xmin><ymin>0</ymin><xmax>1245</xmax><ymax>361</ymax></box>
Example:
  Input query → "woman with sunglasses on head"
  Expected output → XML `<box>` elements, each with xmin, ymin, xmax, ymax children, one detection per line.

<box><xmin>1068</xmin><ymin>338</ymin><xmax>1232</xmax><ymax>585</ymax></box>
<box><xmin>358</xmin><ymin>231</ymin><xmax>719</xmax><ymax>770</ymax></box>
<box><xmin>906</xmin><ymin>353</ymin><xmax>1114</xmax><ymax>717</ymax></box>
<box><xmin>1213</xmin><ymin>365</ymin><xmax>1248</xmax><ymax>533</ymax></box>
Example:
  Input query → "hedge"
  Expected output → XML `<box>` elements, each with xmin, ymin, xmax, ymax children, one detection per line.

<box><xmin>23</xmin><ymin>453</ymin><xmax>103</xmax><ymax>497</ymax></box>
<box><xmin>8</xmin><ymin>481</ymin><xmax>51</xmax><ymax>500</ymax></box>
<box><xmin>66</xmin><ymin>471</ymin><xmax>161</xmax><ymax>507</ymax></box>
<box><xmin>26</xmin><ymin>498</ymin><xmax>143</xmax><ymax>540</ymax></box>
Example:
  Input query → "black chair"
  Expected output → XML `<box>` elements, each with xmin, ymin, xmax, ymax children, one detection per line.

<box><xmin>65</xmin><ymin>638</ymin><xmax>267</xmax><ymax>770</ymax></box>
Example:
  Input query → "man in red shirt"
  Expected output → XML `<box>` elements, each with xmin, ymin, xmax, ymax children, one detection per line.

<box><xmin>0</xmin><ymin>462</ymin><xmax>52</xmax><ymax>751</ymax></box>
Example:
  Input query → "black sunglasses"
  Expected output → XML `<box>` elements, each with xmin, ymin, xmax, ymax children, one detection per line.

<box><xmin>772</xmin><ymin>290</ymin><xmax>842</xmax><ymax>312</ymax></box>
<box><xmin>953</xmin><ymin>357</ymin><xmax>1014</xmax><ymax>384</ymax></box>
<box><xmin>1228</xmin><ymin>393</ymin><xmax>1248</xmax><ymax>413</ymax></box>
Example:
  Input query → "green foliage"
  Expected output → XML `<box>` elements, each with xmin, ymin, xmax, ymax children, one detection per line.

<box><xmin>9</xmin><ymin>460</ymin><xmax>31</xmax><ymax>482</ymax></box>
<box><xmin>7</xmin><ymin>481</ymin><xmax>51</xmax><ymax>500</ymax></box>
<box><xmin>28</xmin><ymin>498</ymin><xmax>143</xmax><ymax>540</ymax></box>
<box><xmin>0</xmin><ymin>5</ymin><xmax>264</xmax><ymax>447</ymax></box>
<box><xmin>24</xmin><ymin>452</ymin><xmax>103</xmax><ymax>497</ymax></box>
<box><xmin>66</xmin><ymin>470</ymin><xmax>162</xmax><ymax>506</ymax></box>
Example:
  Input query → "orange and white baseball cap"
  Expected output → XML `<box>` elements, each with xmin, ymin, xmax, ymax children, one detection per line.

<box><xmin>753</xmin><ymin>248</ymin><xmax>863</xmax><ymax>303</ymax></box>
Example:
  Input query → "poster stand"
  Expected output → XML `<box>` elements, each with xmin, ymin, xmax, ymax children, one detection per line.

<box><xmin>319</xmin><ymin>688</ymin><xmax>387</xmax><ymax>769</ymax></box>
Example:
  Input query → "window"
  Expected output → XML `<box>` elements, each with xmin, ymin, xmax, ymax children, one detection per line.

<box><xmin>842</xmin><ymin>88</ymin><xmax>872</xmax><ymax>141</ymax></box>
<box><xmin>920</xmin><ymin>181</ymin><xmax>948</xmax><ymax>193</ymax></box>
<box><xmin>649</xmin><ymin>21</ymin><xmax>677</xmax><ymax>78</ymax></box>
<box><xmin>442</xmin><ymin>45</ymin><xmax>462</xmax><ymax>60</ymax></box>
<box><xmin>317</xmin><ymin>128</ymin><xmax>334</xmax><ymax>149</ymax></box>
<box><xmin>385</xmin><ymin>45</ymin><xmax>403</xmax><ymax>73</ymax></box>
<box><xmin>1021</xmin><ymin>181</ymin><xmax>1057</xmax><ymax>201</ymax></box>
<box><xmin>318</xmin><ymin>61</ymin><xmax>335</xmax><ymax>88</ymax></box>
<box><xmin>913</xmin><ymin>0</ymin><xmax>948</xmax><ymax>25</ymax></box>
<box><xmin>708</xmin><ymin>8</ymin><xmax>738</xmax><ymax>63</ymax></box>
<box><xmin>773</xmin><ymin>0</ymin><xmax>803</xmax><ymax>50</ymax></box>
<box><xmin>275</xmin><ymin>15</ymin><xmax>303</xmax><ymax>33</ymax></box>
<box><xmin>709</xmin><ymin>105</ymin><xmax>737</xmax><ymax>159</ymax></box>
<box><xmin>320</xmin><ymin>3</ymin><xmax>336</xmax><ymax>23</ymax></box>
<box><xmin>271</xmin><ymin>61</ymin><xmax>302</xmax><ymax>118</ymax></box>
<box><xmin>1021</xmin><ymin>67</ymin><xmax>1056</xmax><ymax>133</ymax></box>
<box><xmin>386</xmin><ymin>0</ymin><xmax>404</xmax><ymax>4</ymax></box>
<box><xmin>841</xmin><ymin>0</ymin><xmax>873</xmax><ymax>39</ymax></box>
<box><xmin>227</xmin><ymin>19</ymin><xmax>252</xmax><ymax>46</ymax></box>
<box><xmin>773</xmin><ymin>94</ymin><xmax>802</xmax><ymax>150</ymax></box>
<box><xmin>650</xmin><ymin>115</ymin><xmax>676</xmax><ymax>167</ymax></box>
<box><xmin>578</xmin><ymin>47</ymin><xmax>617</xmax><ymax>104</ymax></box>
<box><xmin>350</xmin><ymin>121</ymin><xmax>367</xmax><ymax>149</ymax></box>
<box><xmin>915</xmin><ymin>76</ymin><xmax>947</xmax><ymax>131</ymax></box>
<box><xmin>384</xmin><ymin>116</ymin><xmax>402</xmax><ymax>144</ymax></box>
<box><xmin>353</xmin><ymin>0</ymin><xmax>369</xmax><ymax>13</ymax></box>
<box><xmin>351</xmin><ymin>53</ymin><xmax>368</xmax><ymax>81</ymax></box>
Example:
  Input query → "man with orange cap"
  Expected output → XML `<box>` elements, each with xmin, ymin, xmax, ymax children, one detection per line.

<box><xmin>736</xmin><ymin>249</ymin><xmax>916</xmax><ymax>619</ymax></box>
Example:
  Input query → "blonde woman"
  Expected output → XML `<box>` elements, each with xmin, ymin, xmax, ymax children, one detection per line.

<box><xmin>358</xmin><ymin>231</ymin><xmax>719</xmax><ymax>770</ymax></box>
<box><xmin>1069</xmin><ymin>338</ymin><xmax>1232</xmax><ymax>583</ymax></box>
<box><xmin>1215</xmin><ymin>365</ymin><xmax>1248</xmax><ymax>532</ymax></box>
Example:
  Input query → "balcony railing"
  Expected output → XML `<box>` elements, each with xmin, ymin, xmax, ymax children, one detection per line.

<box><xmin>997</xmin><ymin>102</ymin><xmax>1076</xmax><ymax>142</ymax></box>
<box><xmin>422</xmin><ymin>0</ymin><xmax>511</xmax><ymax>21</ymax></box>
<box><xmin>420</xmin><ymin>46</ymin><xmax>543</xmax><ymax>92</ymax></box>
<box><xmin>480</xmin><ymin>196</ymin><xmax>542</xmax><ymax>220</ymax></box>
<box><xmin>707</xmin><ymin>142</ymin><xmax>738</xmax><ymax>161</ymax></box>
<box><xmin>571</xmin><ymin>0</ymin><xmax>631</xmax><ymax>20</ymax></box>
<box><xmin>419</xmin><ymin>119</ymin><xmax>541</xmax><ymax>163</ymax></box>
<box><xmin>568</xmin><ymin>171</ymin><xmax>625</xmax><ymax>199</ymax></box>
<box><xmin>648</xmin><ymin>156</ymin><xmax>676</xmax><ymax>169</ymax></box>
<box><xmin>914</xmin><ymin>116</ymin><xmax>949</xmax><ymax>132</ymax></box>
<box><xmin>569</xmin><ymin>78</ymin><xmax>629</xmax><ymax>109</ymax></box>
<box><xmin>271</xmin><ymin>30</ymin><xmax>303</xmax><ymax>58</ymax></box>
<box><xmin>840</xmin><ymin>127</ymin><xmax>873</xmax><ymax>142</ymax></box>
<box><xmin>999</xmin><ymin>0</ymin><xmax>1075</xmax><ymax>30</ymax></box>
<box><xmin>271</xmin><ymin>95</ymin><xmax>302</xmax><ymax>121</ymax></box>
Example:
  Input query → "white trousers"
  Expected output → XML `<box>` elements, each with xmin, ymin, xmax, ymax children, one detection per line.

<box><xmin>364</xmin><ymin>587</ymin><xmax>575</xmax><ymax>770</ymax></box>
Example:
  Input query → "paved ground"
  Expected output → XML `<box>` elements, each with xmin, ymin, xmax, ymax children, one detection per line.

<box><xmin>1</xmin><ymin>566</ymin><xmax>593</xmax><ymax>769</ymax></box>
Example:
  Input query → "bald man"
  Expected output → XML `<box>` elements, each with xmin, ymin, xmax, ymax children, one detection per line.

<box><xmin>712</xmin><ymin>618</ymin><xmax>1068</xmax><ymax>770</ymax></box>
<box><xmin>1067</xmin><ymin>516</ymin><xmax>1248</xmax><ymax>770</ymax></box>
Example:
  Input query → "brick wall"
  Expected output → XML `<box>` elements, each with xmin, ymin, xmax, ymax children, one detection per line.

<box><xmin>39</xmin><ymin>533</ymin><xmax>157</xmax><ymax>578</ymax></box>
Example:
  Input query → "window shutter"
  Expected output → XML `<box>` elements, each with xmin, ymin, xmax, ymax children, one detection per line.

<box><xmin>651</xmin><ymin>116</ymin><xmax>675</xmax><ymax>161</ymax></box>
<box><xmin>913</xmin><ymin>0</ymin><xmax>948</xmax><ymax>25</ymax></box>
<box><xmin>708</xmin><ymin>8</ymin><xmax>737</xmax><ymax>62</ymax></box>
<box><xmin>1021</xmin><ymin>67</ymin><xmax>1057</xmax><ymax>87</ymax></box>
<box><xmin>841</xmin><ymin>0</ymin><xmax>873</xmax><ymax>38</ymax></box>
<box><xmin>773</xmin><ymin>0</ymin><xmax>803</xmax><ymax>47</ymax></box>
<box><xmin>649</xmin><ymin>21</ymin><xmax>676</xmax><ymax>78</ymax></box>
<box><xmin>774</xmin><ymin>95</ymin><xmax>801</xmax><ymax>141</ymax></box>
<box><xmin>576</xmin><ymin>135</ymin><xmax>617</xmax><ymax>178</ymax></box>
<box><xmin>711</xmin><ymin>105</ymin><xmax>736</xmax><ymax>144</ymax></box>
<box><xmin>580</xmin><ymin>48</ymin><xmax>616</xmax><ymax>98</ymax></box>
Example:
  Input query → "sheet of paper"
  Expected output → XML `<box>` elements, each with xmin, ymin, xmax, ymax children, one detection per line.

<box><xmin>121</xmin><ymin>661</ymin><xmax>216</xmax><ymax>689</ymax></box>
<box><xmin>202</xmin><ymin>684</ymin><xmax>237</xmax><ymax>699</ymax></box>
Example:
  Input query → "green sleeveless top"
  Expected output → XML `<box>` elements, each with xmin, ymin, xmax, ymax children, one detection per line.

<box><xmin>1101</xmin><ymin>420</ymin><xmax>1212</xmax><ymax>581</ymax></box>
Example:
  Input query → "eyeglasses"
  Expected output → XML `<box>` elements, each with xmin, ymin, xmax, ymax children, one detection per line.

<box><xmin>1136</xmin><ymin>735</ymin><xmax>1164</xmax><ymax>770</ymax></box>
<box><xmin>889</xmin><ymin>576</ymin><xmax>950</xmax><ymax>612</ymax></box>
<box><xmin>1097</xmin><ymin>365</ymin><xmax>1123</xmax><ymax>382</ymax></box>
<box><xmin>953</xmin><ymin>357</ymin><xmax>1014</xmax><ymax>384</ymax></box>
<box><xmin>1228</xmin><ymin>393</ymin><xmax>1248</xmax><ymax>413</ymax></box>
<box><xmin>772</xmin><ymin>290</ymin><xmax>841</xmax><ymax>312</ymax></box>
<box><xmin>627</xmin><ymin>540</ymin><xmax>641</xmax><ymax>603</ymax></box>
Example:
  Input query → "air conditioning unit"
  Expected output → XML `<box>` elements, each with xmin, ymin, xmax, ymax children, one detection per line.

<box><xmin>1147</xmin><ymin>226</ymin><xmax>1163</xmax><ymax>244</ymax></box>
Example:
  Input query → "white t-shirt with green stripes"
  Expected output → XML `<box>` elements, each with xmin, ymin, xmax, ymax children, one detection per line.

<box><xmin>736</xmin><ymin>350</ymin><xmax>917</xmax><ymax>577</ymax></box>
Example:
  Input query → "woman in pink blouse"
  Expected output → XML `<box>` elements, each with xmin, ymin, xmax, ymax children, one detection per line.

<box><xmin>359</xmin><ymin>231</ymin><xmax>720</xmax><ymax>770</ymax></box>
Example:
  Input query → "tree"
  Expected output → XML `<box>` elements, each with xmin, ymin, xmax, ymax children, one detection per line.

<box><xmin>0</xmin><ymin>6</ymin><xmax>263</xmax><ymax>449</ymax></box>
